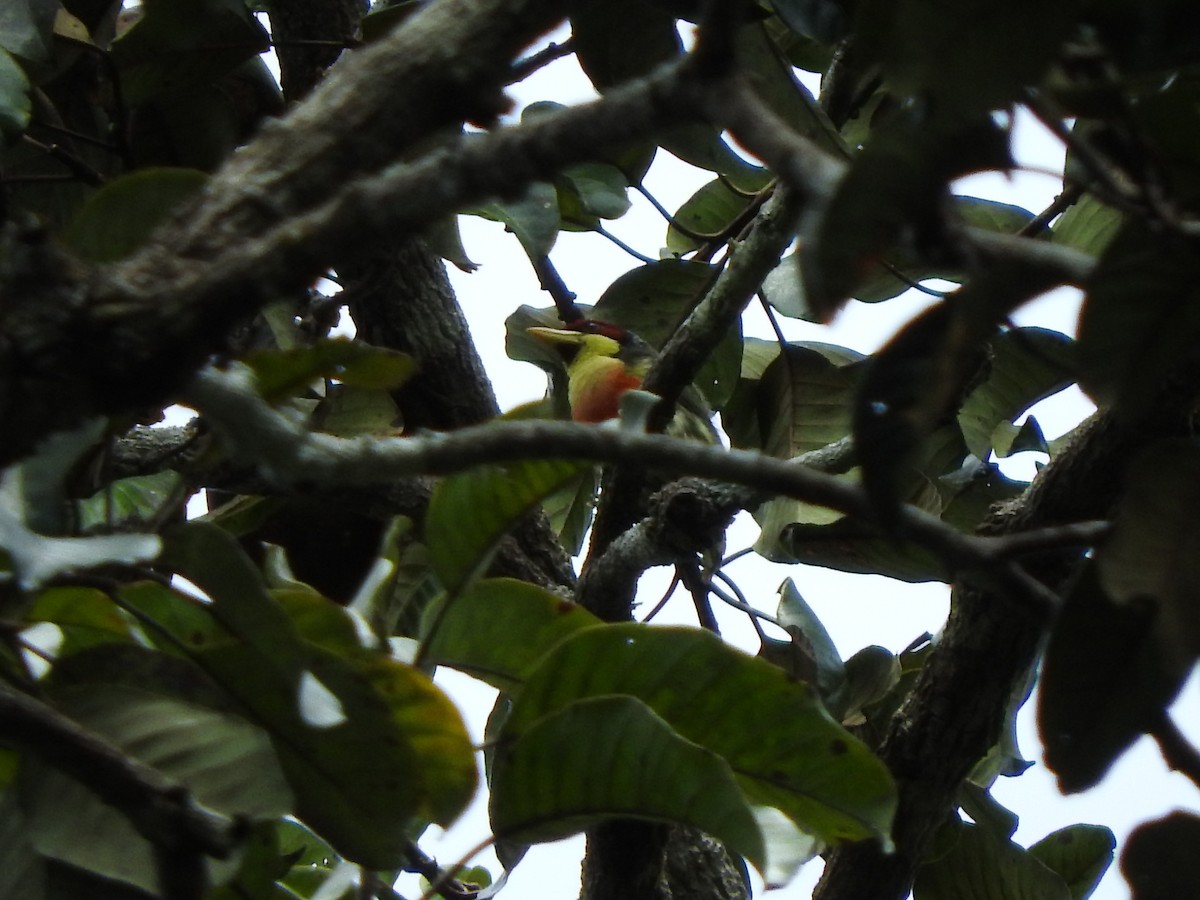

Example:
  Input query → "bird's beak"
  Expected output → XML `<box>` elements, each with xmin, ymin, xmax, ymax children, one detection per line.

<box><xmin>527</xmin><ymin>326</ymin><xmax>589</xmax><ymax>347</ymax></box>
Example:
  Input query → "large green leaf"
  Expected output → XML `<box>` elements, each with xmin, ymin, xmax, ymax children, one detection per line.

<box><xmin>913</xmin><ymin>819</ymin><xmax>1071</xmax><ymax>900</ymax></box>
<box><xmin>666</xmin><ymin>178</ymin><xmax>754</xmax><ymax>255</ymax></box>
<box><xmin>757</xmin><ymin>446</ymin><xmax>1018</xmax><ymax>581</ymax></box>
<box><xmin>775</xmin><ymin>579</ymin><xmax>846</xmax><ymax>712</ymax></box>
<box><xmin>0</xmin><ymin>0</ymin><xmax>59</xmax><ymax>62</ymax></box>
<box><xmin>735</xmin><ymin>21</ymin><xmax>847</xmax><ymax>159</ymax></box>
<box><xmin>1096</xmin><ymin>439</ymin><xmax>1200</xmax><ymax>655</ymax></box>
<box><xmin>557</xmin><ymin>161</ymin><xmax>633</xmax><ymax>228</ymax></box>
<box><xmin>1039</xmin><ymin>564</ymin><xmax>1187</xmax><ymax>793</ymax></box>
<box><xmin>1029</xmin><ymin>825</ymin><xmax>1115</xmax><ymax>900</ymax></box>
<box><xmin>26</xmin><ymin>586</ymin><xmax>136</xmax><ymax>658</ymax></box>
<box><xmin>957</xmin><ymin>328</ymin><xmax>1075</xmax><ymax>460</ymax></box>
<box><xmin>760</xmin><ymin>344</ymin><xmax>862</xmax><ymax>457</ymax></box>
<box><xmin>491</xmin><ymin>695</ymin><xmax>767</xmax><ymax>871</ymax></box>
<box><xmin>856</xmin><ymin>0</ymin><xmax>1080</xmax><ymax>115</ymax></box>
<box><xmin>591</xmin><ymin>260</ymin><xmax>717</xmax><ymax>343</ymax></box>
<box><xmin>467</xmin><ymin>181</ymin><xmax>560</xmax><ymax>260</ymax></box>
<box><xmin>0</xmin><ymin>49</ymin><xmax>31</xmax><ymax>142</ymax></box>
<box><xmin>61</xmin><ymin>168</ymin><xmax>207</xmax><ymax>262</ymax></box>
<box><xmin>0</xmin><ymin>788</ymin><xmax>44</xmax><ymax>900</ymax></box>
<box><xmin>49</xmin><ymin>683</ymin><xmax>292</xmax><ymax>817</ymax></box>
<box><xmin>800</xmin><ymin>118</ymin><xmax>1010</xmax><ymax>318</ymax></box>
<box><xmin>119</xmin><ymin>524</ymin><xmax>477</xmax><ymax>868</ymax></box>
<box><xmin>74</xmin><ymin>471</ymin><xmax>185</xmax><ymax>534</ymax></box>
<box><xmin>571</xmin><ymin>0</ymin><xmax>681</xmax><ymax>90</ymax></box>
<box><xmin>245</xmin><ymin>338</ymin><xmax>416</xmax><ymax>402</ymax></box>
<box><xmin>420</xmin><ymin>577</ymin><xmax>601</xmax><ymax>691</ymax></box>
<box><xmin>425</xmin><ymin>458</ymin><xmax>590</xmax><ymax>594</ymax></box>
<box><xmin>111</xmin><ymin>0</ymin><xmax>270</xmax><ymax>105</ymax></box>
<box><xmin>853</xmin><ymin>304</ymin><xmax>985</xmax><ymax>521</ymax></box>
<box><xmin>1051</xmin><ymin>193</ymin><xmax>1122</xmax><ymax>257</ymax></box>
<box><xmin>504</xmin><ymin>624</ymin><xmax>896</xmax><ymax>844</ymax></box>
<box><xmin>1077</xmin><ymin>223</ymin><xmax>1200</xmax><ymax>412</ymax></box>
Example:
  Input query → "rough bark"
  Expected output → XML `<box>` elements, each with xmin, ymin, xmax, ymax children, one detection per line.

<box><xmin>814</xmin><ymin>364</ymin><xmax>1200</xmax><ymax>900</ymax></box>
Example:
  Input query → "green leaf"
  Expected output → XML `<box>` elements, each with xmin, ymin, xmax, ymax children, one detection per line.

<box><xmin>1029</xmin><ymin>825</ymin><xmax>1115</xmax><ymax>900</ymax></box>
<box><xmin>758</xmin><ymin>442</ymin><xmax>1012</xmax><ymax>581</ymax></box>
<box><xmin>246</xmin><ymin>339</ymin><xmax>416</xmax><ymax>402</ymax></box>
<box><xmin>1051</xmin><ymin>194</ymin><xmax>1122</xmax><ymax>257</ymax></box>
<box><xmin>660</xmin><ymin>124</ymin><xmax>773</xmax><ymax>191</ymax></box>
<box><xmin>491</xmin><ymin>695</ymin><xmax>767</xmax><ymax>871</ymax></box>
<box><xmin>775</xmin><ymin>579</ymin><xmax>847</xmax><ymax>712</ymax></box>
<box><xmin>21</xmin><ymin>761</ymin><xmax>158</xmax><ymax>895</ymax></box>
<box><xmin>111</xmin><ymin>0</ymin><xmax>270</xmax><ymax>105</ymax></box>
<box><xmin>420</xmin><ymin>577</ymin><xmax>601</xmax><ymax>690</ymax></box>
<box><xmin>130</xmin><ymin>524</ymin><xmax>478</xmax><ymax>867</ymax></box>
<box><xmin>312</xmin><ymin>385</ymin><xmax>401</xmax><ymax>437</ymax></box>
<box><xmin>61</xmin><ymin>168</ymin><xmax>208</xmax><ymax>262</ymax></box>
<box><xmin>0</xmin><ymin>0</ymin><xmax>59</xmax><ymax>62</ymax></box>
<box><xmin>853</xmin><ymin>305</ymin><xmax>984</xmax><ymax>522</ymax></box>
<box><xmin>957</xmin><ymin>328</ymin><xmax>1075</xmax><ymax>460</ymax></box>
<box><xmin>736</xmin><ymin>21</ymin><xmax>847</xmax><ymax>159</ymax></box>
<box><xmin>1097</xmin><ymin>439</ymin><xmax>1200</xmax><ymax>655</ymax></box>
<box><xmin>505</xmin><ymin>624</ymin><xmax>896</xmax><ymax>844</ymax></box>
<box><xmin>571</xmin><ymin>0</ymin><xmax>681</xmax><ymax>90</ymax></box>
<box><xmin>772</xmin><ymin>0</ymin><xmax>851</xmax><ymax>44</ymax></box>
<box><xmin>1077</xmin><ymin>223</ymin><xmax>1200</xmax><ymax>412</ymax></box>
<box><xmin>591</xmin><ymin>260</ymin><xmax>717</xmax><ymax>344</ymax></box>
<box><xmin>27</xmin><ymin>586</ymin><xmax>135</xmax><ymax>656</ymax></box>
<box><xmin>666</xmin><ymin>178</ymin><xmax>753</xmax><ymax>255</ymax></box>
<box><xmin>0</xmin><ymin>49</ymin><xmax>31</xmax><ymax>142</ymax></box>
<box><xmin>558</xmin><ymin>161</ymin><xmax>632</xmax><ymax>226</ymax></box>
<box><xmin>761</xmin><ymin>344</ymin><xmax>861</xmax><ymax>457</ymax></box>
<box><xmin>800</xmin><ymin>117</ymin><xmax>1010</xmax><ymax>318</ymax></box>
<box><xmin>425</xmin><ymin>458</ymin><xmax>590</xmax><ymax>594</ymax></box>
<box><xmin>857</xmin><ymin>0</ymin><xmax>1080</xmax><ymax>115</ymax></box>
<box><xmin>50</xmin><ymin>682</ymin><xmax>293</xmax><ymax>818</ymax></box>
<box><xmin>991</xmin><ymin>416</ymin><xmax>1049</xmax><ymax>459</ymax></box>
<box><xmin>468</xmin><ymin>180</ymin><xmax>560</xmax><ymax>260</ymax></box>
<box><xmin>425</xmin><ymin>214</ymin><xmax>479</xmax><ymax>272</ymax></box>
<box><xmin>758</xmin><ymin>515</ymin><xmax>948</xmax><ymax>582</ymax></box>
<box><xmin>1122</xmin><ymin>812</ymin><xmax>1200</xmax><ymax>900</ymax></box>
<box><xmin>914</xmin><ymin>819</ymin><xmax>1071</xmax><ymax>900</ymax></box>
<box><xmin>1039</xmin><ymin>564</ymin><xmax>1187</xmax><ymax>793</ymax></box>
<box><xmin>75</xmin><ymin>471</ymin><xmax>185</xmax><ymax>534</ymax></box>
<box><xmin>0</xmin><ymin>788</ymin><xmax>44</xmax><ymax>899</ymax></box>
<box><xmin>760</xmin><ymin>253</ymin><xmax>818</xmax><ymax>321</ymax></box>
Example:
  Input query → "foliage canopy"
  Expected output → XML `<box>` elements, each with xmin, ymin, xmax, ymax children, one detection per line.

<box><xmin>2</xmin><ymin>1</ymin><xmax>1199</xmax><ymax>899</ymax></box>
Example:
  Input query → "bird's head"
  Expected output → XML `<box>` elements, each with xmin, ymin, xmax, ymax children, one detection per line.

<box><xmin>526</xmin><ymin>319</ymin><xmax>654</xmax><ymax>368</ymax></box>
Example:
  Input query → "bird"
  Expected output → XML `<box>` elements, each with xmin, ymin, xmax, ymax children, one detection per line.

<box><xmin>527</xmin><ymin>319</ymin><xmax>719</xmax><ymax>443</ymax></box>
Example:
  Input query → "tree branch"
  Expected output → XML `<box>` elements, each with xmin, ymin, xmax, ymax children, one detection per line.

<box><xmin>814</xmin><ymin>358</ymin><xmax>1200</xmax><ymax>900</ymax></box>
<box><xmin>181</xmin><ymin>364</ymin><xmax>1106</xmax><ymax>609</ymax></box>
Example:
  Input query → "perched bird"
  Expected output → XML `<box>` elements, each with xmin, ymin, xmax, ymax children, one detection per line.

<box><xmin>527</xmin><ymin>319</ymin><xmax>719</xmax><ymax>443</ymax></box>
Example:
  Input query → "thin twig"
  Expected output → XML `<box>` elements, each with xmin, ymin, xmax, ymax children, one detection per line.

<box><xmin>1150</xmin><ymin>713</ymin><xmax>1200</xmax><ymax>790</ymax></box>
<box><xmin>677</xmin><ymin>560</ymin><xmax>721</xmax><ymax>633</ymax></box>
<box><xmin>532</xmin><ymin>255</ymin><xmax>582</xmax><ymax>321</ymax></box>
<box><xmin>594</xmin><ymin>224</ymin><xmax>657</xmax><ymax>264</ymax></box>
<box><xmin>508</xmin><ymin>38</ymin><xmax>576</xmax><ymax>85</ymax></box>
<box><xmin>641</xmin><ymin>572</ymin><xmax>681</xmax><ymax>623</ymax></box>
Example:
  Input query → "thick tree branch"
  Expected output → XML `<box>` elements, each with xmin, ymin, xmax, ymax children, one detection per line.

<box><xmin>180</xmin><ymin>364</ymin><xmax>1107</xmax><ymax>608</ymax></box>
<box><xmin>814</xmin><ymin>361</ymin><xmax>1200</xmax><ymax>900</ymax></box>
<box><xmin>0</xmin><ymin>0</ymin><xmax>571</xmax><ymax>467</ymax></box>
<box><xmin>584</xmin><ymin>181</ymin><xmax>807</xmax><ymax>603</ymax></box>
<box><xmin>0</xmin><ymin>37</ymin><xmax>722</xmax><ymax>470</ymax></box>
